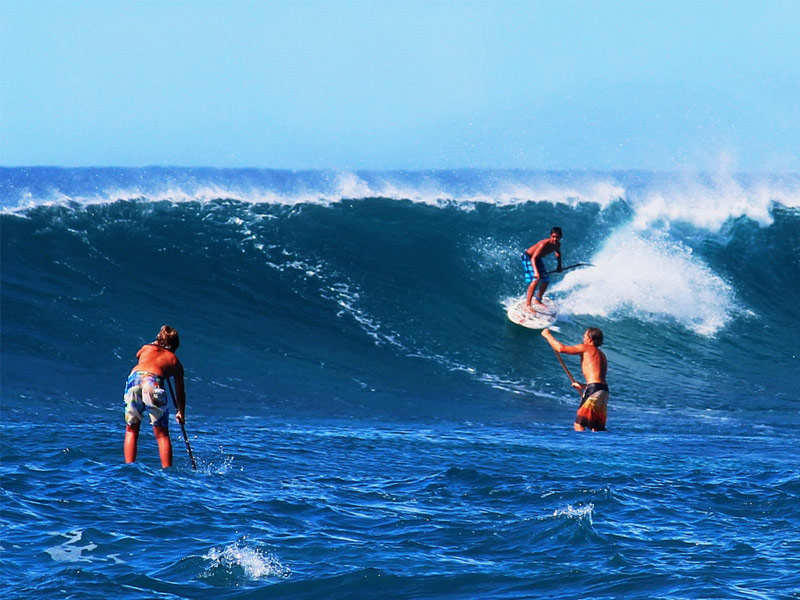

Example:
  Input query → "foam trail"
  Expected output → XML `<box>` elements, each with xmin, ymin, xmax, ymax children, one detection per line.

<box><xmin>553</xmin><ymin>226</ymin><xmax>742</xmax><ymax>336</ymax></box>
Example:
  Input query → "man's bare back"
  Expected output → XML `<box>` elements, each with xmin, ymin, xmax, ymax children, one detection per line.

<box><xmin>578</xmin><ymin>343</ymin><xmax>607</xmax><ymax>385</ymax></box>
<box><xmin>131</xmin><ymin>343</ymin><xmax>183</xmax><ymax>379</ymax></box>
<box><xmin>131</xmin><ymin>342</ymin><xmax>186</xmax><ymax>420</ymax></box>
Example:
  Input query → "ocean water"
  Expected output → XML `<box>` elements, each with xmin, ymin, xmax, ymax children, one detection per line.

<box><xmin>1</xmin><ymin>167</ymin><xmax>799</xmax><ymax>599</ymax></box>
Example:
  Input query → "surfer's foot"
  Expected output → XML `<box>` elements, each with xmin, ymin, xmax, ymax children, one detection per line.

<box><xmin>533</xmin><ymin>298</ymin><xmax>546</xmax><ymax>307</ymax></box>
<box><xmin>523</xmin><ymin>304</ymin><xmax>536</xmax><ymax>314</ymax></box>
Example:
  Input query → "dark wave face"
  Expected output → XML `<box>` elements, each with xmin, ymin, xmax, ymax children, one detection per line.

<box><xmin>2</xmin><ymin>167</ymin><xmax>799</xmax><ymax>425</ymax></box>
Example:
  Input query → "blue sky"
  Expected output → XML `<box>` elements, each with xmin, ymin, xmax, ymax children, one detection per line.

<box><xmin>1</xmin><ymin>0</ymin><xmax>798</xmax><ymax>170</ymax></box>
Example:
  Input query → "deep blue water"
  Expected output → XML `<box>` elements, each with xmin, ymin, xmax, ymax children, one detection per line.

<box><xmin>2</xmin><ymin>167</ymin><xmax>799</xmax><ymax>599</ymax></box>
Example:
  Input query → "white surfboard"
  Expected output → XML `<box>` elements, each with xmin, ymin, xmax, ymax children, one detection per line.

<box><xmin>506</xmin><ymin>297</ymin><xmax>558</xmax><ymax>329</ymax></box>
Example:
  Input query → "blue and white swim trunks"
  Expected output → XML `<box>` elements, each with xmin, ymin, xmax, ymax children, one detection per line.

<box><xmin>124</xmin><ymin>371</ymin><xmax>169</xmax><ymax>427</ymax></box>
<box><xmin>522</xmin><ymin>253</ymin><xmax>550</xmax><ymax>284</ymax></box>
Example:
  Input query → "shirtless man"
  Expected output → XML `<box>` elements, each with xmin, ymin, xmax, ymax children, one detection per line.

<box><xmin>541</xmin><ymin>327</ymin><xmax>609</xmax><ymax>431</ymax></box>
<box><xmin>123</xmin><ymin>325</ymin><xmax>187</xmax><ymax>467</ymax></box>
<box><xmin>522</xmin><ymin>227</ymin><xmax>562</xmax><ymax>310</ymax></box>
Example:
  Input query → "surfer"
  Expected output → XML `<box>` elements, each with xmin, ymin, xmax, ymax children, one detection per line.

<box><xmin>523</xmin><ymin>227</ymin><xmax>562</xmax><ymax>310</ymax></box>
<box><xmin>123</xmin><ymin>325</ymin><xmax>187</xmax><ymax>468</ymax></box>
<box><xmin>541</xmin><ymin>327</ymin><xmax>609</xmax><ymax>432</ymax></box>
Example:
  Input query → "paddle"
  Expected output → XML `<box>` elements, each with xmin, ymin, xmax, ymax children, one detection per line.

<box><xmin>543</xmin><ymin>262</ymin><xmax>593</xmax><ymax>275</ymax></box>
<box><xmin>166</xmin><ymin>378</ymin><xmax>197</xmax><ymax>470</ymax></box>
<box><xmin>551</xmin><ymin>348</ymin><xmax>583</xmax><ymax>398</ymax></box>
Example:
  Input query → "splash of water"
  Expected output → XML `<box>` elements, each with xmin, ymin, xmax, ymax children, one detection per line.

<box><xmin>552</xmin><ymin>503</ymin><xmax>595</xmax><ymax>521</ymax></box>
<box><xmin>554</xmin><ymin>226</ymin><xmax>742</xmax><ymax>336</ymax></box>
<box><xmin>202</xmin><ymin>539</ymin><xmax>290</xmax><ymax>581</ymax></box>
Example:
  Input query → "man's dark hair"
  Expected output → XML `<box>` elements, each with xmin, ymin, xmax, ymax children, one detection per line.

<box><xmin>156</xmin><ymin>325</ymin><xmax>180</xmax><ymax>351</ymax></box>
<box><xmin>551</xmin><ymin>227</ymin><xmax>563</xmax><ymax>237</ymax></box>
<box><xmin>586</xmin><ymin>327</ymin><xmax>603</xmax><ymax>346</ymax></box>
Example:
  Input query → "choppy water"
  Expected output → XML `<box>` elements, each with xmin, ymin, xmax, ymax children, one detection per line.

<box><xmin>2</xmin><ymin>167</ymin><xmax>799</xmax><ymax>599</ymax></box>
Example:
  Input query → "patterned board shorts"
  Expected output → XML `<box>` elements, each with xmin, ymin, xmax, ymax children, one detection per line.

<box><xmin>575</xmin><ymin>383</ymin><xmax>609</xmax><ymax>431</ymax></box>
<box><xmin>124</xmin><ymin>371</ymin><xmax>169</xmax><ymax>428</ymax></box>
<box><xmin>522</xmin><ymin>254</ymin><xmax>550</xmax><ymax>283</ymax></box>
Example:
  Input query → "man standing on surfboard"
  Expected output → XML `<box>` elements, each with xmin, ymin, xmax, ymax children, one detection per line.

<box><xmin>523</xmin><ymin>227</ymin><xmax>562</xmax><ymax>310</ymax></box>
<box><xmin>541</xmin><ymin>327</ymin><xmax>609</xmax><ymax>431</ymax></box>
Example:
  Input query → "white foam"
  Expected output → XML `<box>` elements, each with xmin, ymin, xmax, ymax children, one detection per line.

<box><xmin>333</xmin><ymin>171</ymin><xmax>385</xmax><ymax>200</ymax></box>
<box><xmin>0</xmin><ymin>170</ymin><xmax>627</xmax><ymax>212</ymax></box>
<box><xmin>203</xmin><ymin>541</ymin><xmax>290</xmax><ymax>580</ymax></box>
<box><xmin>553</xmin><ymin>226</ymin><xmax>743</xmax><ymax>336</ymax></box>
<box><xmin>552</xmin><ymin>503</ymin><xmax>595</xmax><ymax>520</ymax></box>
<box><xmin>45</xmin><ymin>530</ymin><xmax>98</xmax><ymax>563</ymax></box>
<box><xmin>4</xmin><ymin>170</ymin><xmax>797</xmax><ymax>223</ymax></box>
<box><xmin>631</xmin><ymin>171</ymin><xmax>800</xmax><ymax>231</ymax></box>
<box><xmin>484</xmin><ymin>179</ymin><xmax>625</xmax><ymax>209</ymax></box>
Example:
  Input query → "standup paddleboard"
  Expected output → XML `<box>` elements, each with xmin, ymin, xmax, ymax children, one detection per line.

<box><xmin>506</xmin><ymin>297</ymin><xmax>558</xmax><ymax>329</ymax></box>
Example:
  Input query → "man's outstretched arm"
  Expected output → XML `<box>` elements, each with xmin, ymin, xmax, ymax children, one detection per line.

<box><xmin>541</xmin><ymin>329</ymin><xmax>584</xmax><ymax>354</ymax></box>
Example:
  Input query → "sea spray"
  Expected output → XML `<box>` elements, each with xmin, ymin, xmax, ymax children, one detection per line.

<box><xmin>553</xmin><ymin>226</ymin><xmax>743</xmax><ymax>336</ymax></box>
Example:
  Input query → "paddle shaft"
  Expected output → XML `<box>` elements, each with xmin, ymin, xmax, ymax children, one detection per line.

<box><xmin>552</xmin><ymin>348</ymin><xmax>583</xmax><ymax>397</ymax></box>
<box><xmin>542</xmin><ymin>262</ymin><xmax>592</xmax><ymax>275</ymax></box>
<box><xmin>167</xmin><ymin>378</ymin><xmax>197</xmax><ymax>469</ymax></box>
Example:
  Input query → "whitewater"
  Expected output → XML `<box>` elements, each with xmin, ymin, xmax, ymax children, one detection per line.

<box><xmin>2</xmin><ymin>167</ymin><xmax>799</xmax><ymax>599</ymax></box>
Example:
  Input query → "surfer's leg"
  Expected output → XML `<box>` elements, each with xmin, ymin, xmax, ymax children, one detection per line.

<box><xmin>531</xmin><ymin>259</ymin><xmax>549</xmax><ymax>306</ymax></box>
<box><xmin>124</xmin><ymin>379</ymin><xmax>146</xmax><ymax>463</ymax></box>
<box><xmin>573</xmin><ymin>422</ymin><xmax>586</xmax><ymax>431</ymax></box>
<box><xmin>525</xmin><ymin>279</ymin><xmax>539</xmax><ymax>308</ymax></box>
<box><xmin>523</xmin><ymin>255</ymin><xmax>538</xmax><ymax>308</ymax></box>
<box><xmin>153</xmin><ymin>425</ymin><xmax>173</xmax><ymax>468</ymax></box>
<box><xmin>535</xmin><ymin>281</ymin><xmax>549</xmax><ymax>304</ymax></box>
<box><xmin>124</xmin><ymin>423</ymin><xmax>140</xmax><ymax>463</ymax></box>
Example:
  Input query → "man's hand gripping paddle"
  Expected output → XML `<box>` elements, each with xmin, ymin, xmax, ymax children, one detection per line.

<box><xmin>167</xmin><ymin>378</ymin><xmax>197</xmax><ymax>470</ymax></box>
